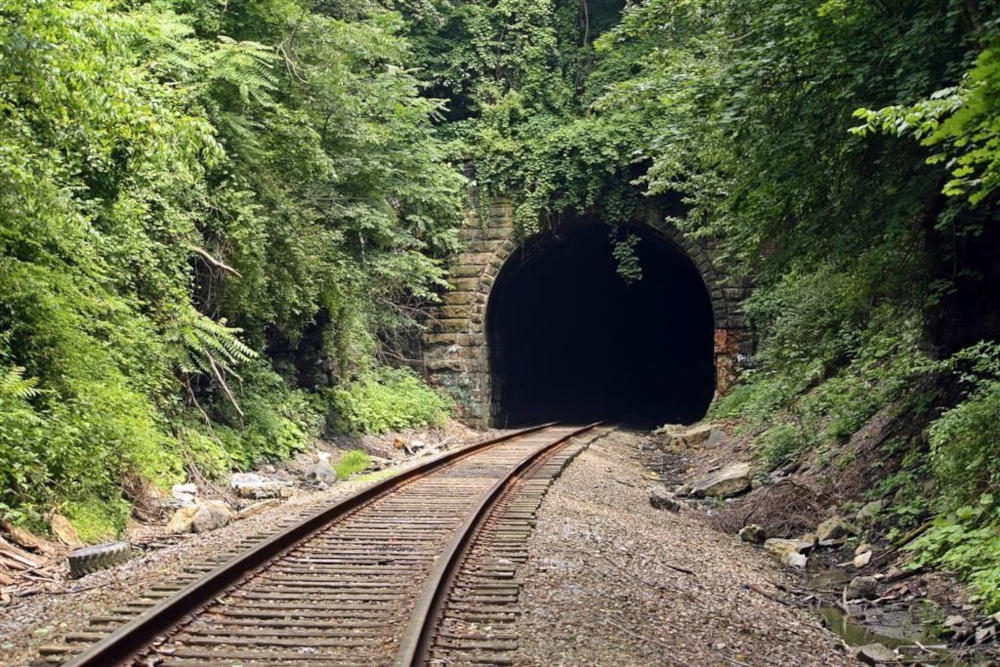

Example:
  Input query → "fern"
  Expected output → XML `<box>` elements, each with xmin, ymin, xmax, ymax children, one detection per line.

<box><xmin>165</xmin><ymin>309</ymin><xmax>257</xmax><ymax>414</ymax></box>
<box><xmin>0</xmin><ymin>366</ymin><xmax>39</xmax><ymax>401</ymax></box>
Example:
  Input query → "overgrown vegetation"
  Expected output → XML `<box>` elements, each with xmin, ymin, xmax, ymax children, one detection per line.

<box><xmin>335</xmin><ymin>450</ymin><xmax>373</xmax><ymax>481</ymax></box>
<box><xmin>3</xmin><ymin>0</ymin><xmax>1000</xmax><ymax>610</ymax></box>
<box><xmin>331</xmin><ymin>367</ymin><xmax>452</xmax><ymax>434</ymax></box>
<box><xmin>389</xmin><ymin>0</ymin><xmax>1000</xmax><ymax>612</ymax></box>
<box><xmin>0</xmin><ymin>0</ymin><xmax>459</xmax><ymax>537</ymax></box>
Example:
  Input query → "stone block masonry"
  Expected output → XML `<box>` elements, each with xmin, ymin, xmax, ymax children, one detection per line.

<box><xmin>422</xmin><ymin>197</ymin><xmax>750</xmax><ymax>428</ymax></box>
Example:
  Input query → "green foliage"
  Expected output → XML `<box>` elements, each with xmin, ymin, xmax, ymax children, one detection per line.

<box><xmin>332</xmin><ymin>367</ymin><xmax>452</xmax><ymax>434</ymax></box>
<box><xmin>0</xmin><ymin>0</ymin><xmax>463</xmax><ymax>538</ymax></box>
<box><xmin>910</xmin><ymin>494</ymin><xmax>1000</xmax><ymax>614</ymax></box>
<box><xmin>927</xmin><ymin>342</ymin><xmax>1000</xmax><ymax>507</ymax></box>
<box><xmin>62</xmin><ymin>498</ymin><xmax>131</xmax><ymax>543</ymax></box>
<box><xmin>753</xmin><ymin>422</ymin><xmax>806</xmax><ymax>472</ymax></box>
<box><xmin>335</xmin><ymin>450</ymin><xmax>372</xmax><ymax>480</ymax></box>
<box><xmin>854</xmin><ymin>40</ymin><xmax>1000</xmax><ymax>205</ymax></box>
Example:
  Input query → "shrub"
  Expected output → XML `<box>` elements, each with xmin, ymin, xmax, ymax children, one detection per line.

<box><xmin>331</xmin><ymin>367</ymin><xmax>452</xmax><ymax>434</ymax></box>
<box><xmin>755</xmin><ymin>421</ymin><xmax>805</xmax><ymax>472</ymax></box>
<box><xmin>336</xmin><ymin>450</ymin><xmax>371</xmax><ymax>480</ymax></box>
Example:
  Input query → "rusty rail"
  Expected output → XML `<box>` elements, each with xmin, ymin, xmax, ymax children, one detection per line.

<box><xmin>54</xmin><ymin>422</ymin><xmax>599</xmax><ymax>666</ymax></box>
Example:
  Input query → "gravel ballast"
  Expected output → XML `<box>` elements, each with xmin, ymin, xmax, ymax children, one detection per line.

<box><xmin>514</xmin><ymin>429</ymin><xmax>850</xmax><ymax>666</ymax></box>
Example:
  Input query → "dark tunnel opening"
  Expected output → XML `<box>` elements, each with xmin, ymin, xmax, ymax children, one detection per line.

<box><xmin>487</xmin><ymin>222</ymin><xmax>715</xmax><ymax>428</ymax></box>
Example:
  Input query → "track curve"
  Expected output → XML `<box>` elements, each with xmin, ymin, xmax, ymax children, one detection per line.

<box><xmin>52</xmin><ymin>423</ymin><xmax>600</xmax><ymax>666</ymax></box>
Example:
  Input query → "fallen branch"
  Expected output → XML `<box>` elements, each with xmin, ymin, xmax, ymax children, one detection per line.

<box><xmin>190</xmin><ymin>245</ymin><xmax>242</xmax><ymax>277</ymax></box>
<box><xmin>207</xmin><ymin>353</ymin><xmax>244</xmax><ymax>418</ymax></box>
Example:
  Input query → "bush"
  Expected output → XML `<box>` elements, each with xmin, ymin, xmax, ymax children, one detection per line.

<box><xmin>910</xmin><ymin>495</ymin><xmax>1000</xmax><ymax>614</ymax></box>
<box><xmin>331</xmin><ymin>367</ymin><xmax>452</xmax><ymax>434</ymax></box>
<box><xmin>755</xmin><ymin>421</ymin><xmax>805</xmax><ymax>472</ymax></box>
<box><xmin>927</xmin><ymin>343</ymin><xmax>1000</xmax><ymax>507</ymax></box>
<box><xmin>336</xmin><ymin>450</ymin><xmax>371</xmax><ymax>480</ymax></box>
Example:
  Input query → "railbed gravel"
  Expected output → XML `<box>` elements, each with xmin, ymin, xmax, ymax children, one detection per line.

<box><xmin>0</xmin><ymin>432</ymin><xmax>499</xmax><ymax>667</ymax></box>
<box><xmin>513</xmin><ymin>429</ymin><xmax>851</xmax><ymax>666</ymax></box>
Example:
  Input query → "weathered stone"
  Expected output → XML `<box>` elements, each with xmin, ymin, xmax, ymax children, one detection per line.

<box><xmin>763</xmin><ymin>538</ymin><xmax>813</xmax><ymax>558</ymax></box>
<box><xmin>441</xmin><ymin>291</ymin><xmax>475</xmax><ymax>306</ymax></box>
<box><xmin>816</xmin><ymin>516</ymin><xmax>854</xmax><ymax>542</ymax></box>
<box><xmin>853</xmin><ymin>550</ymin><xmax>872</xmax><ymax>568</ymax></box>
<box><xmin>846</xmin><ymin>575</ymin><xmax>878</xmax><ymax>600</ymax></box>
<box><xmin>856</xmin><ymin>500</ymin><xmax>884</xmax><ymax>523</ymax></box>
<box><xmin>167</xmin><ymin>505</ymin><xmax>200</xmax><ymax>534</ymax></box>
<box><xmin>230</xmin><ymin>472</ymin><xmax>290</xmax><ymax>499</ymax></box>
<box><xmin>236</xmin><ymin>499</ymin><xmax>281</xmax><ymax>520</ymax></box>
<box><xmin>192</xmin><ymin>500</ymin><xmax>233</xmax><ymax>533</ymax></box>
<box><xmin>706</xmin><ymin>428</ymin><xmax>727</xmax><ymax>446</ymax></box>
<box><xmin>448</xmin><ymin>264</ymin><xmax>482</xmax><ymax>278</ymax></box>
<box><xmin>439</xmin><ymin>305</ymin><xmax>472</xmax><ymax>319</ymax></box>
<box><xmin>854</xmin><ymin>543</ymin><xmax>873</xmax><ymax>557</ymax></box>
<box><xmin>425</xmin><ymin>359</ymin><xmax>467</xmax><ymax>372</ymax></box>
<box><xmin>307</xmin><ymin>452</ymin><xmax>336</xmax><ymax>484</ymax></box>
<box><xmin>738</xmin><ymin>524</ymin><xmax>766</xmax><ymax>543</ymax></box>
<box><xmin>798</xmin><ymin>532</ymin><xmax>818</xmax><ymax>548</ymax></box>
<box><xmin>648</xmin><ymin>486</ymin><xmax>681</xmax><ymax>512</ymax></box>
<box><xmin>455</xmin><ymin>252</ymin><xmax>493</xmax><ymax>265</ymax></box>
<box><xmin>50</xmin><ymin>514</ymin><xmax>83</xmax><ymax>547</ymax></box>
<box><xmin>854</xmin><ymin>643</ymin><xmax>896</xmax><ymax>664</ymax></box>
<box><xmin>430</xmin><ymin>318</ymin><xmax>470</xmax><ymax>333</ymax></box>
<box><xmin>944</xmin><ymin>614</ymin><xmax>966</xmax><ymax>629</ymax></box>
<box><xmin>449</xmin><ymin>278</ymin><xmax>479</xmax><ymax>291</ymax></box>
<box><xmin>691</xmin><ymin>462</ymin><xmax>752</xmax><ymax>498</ymax></box>
<box><xmin>171</xmin><ymin>483</ymin><xmax>198</xmax><ymax>506</ymax></box>
<box><xmin>782</xmin><ymin>552</ymin><xmax>807</xmax><ymax>569</ymax></box>
<box><xmin>424</xmin><ymin>333</ymin><xmax>471</xmax><ymax>345</ymax></box>
<box><xmin>655</xmin><ymin>423</ymin><xmax>715</xmax><ymax>448</ymax></box>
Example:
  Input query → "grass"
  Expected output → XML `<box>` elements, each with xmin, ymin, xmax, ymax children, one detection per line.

<box><xmin>335</xmin><ymin>450</ymin><xmax>371</xmax><ymax>480</ymax></box>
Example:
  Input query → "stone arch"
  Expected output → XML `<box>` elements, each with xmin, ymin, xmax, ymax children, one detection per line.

<box><xmin>422</xmin><ymin>198</ymin><xmax>749</xmax><ymax>427</ymax></box>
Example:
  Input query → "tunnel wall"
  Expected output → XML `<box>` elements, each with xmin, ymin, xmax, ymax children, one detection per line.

<box><xmin>421</xmin><ymin>197</ymin><xmax>752</xmax><ymax>427</ymax></box>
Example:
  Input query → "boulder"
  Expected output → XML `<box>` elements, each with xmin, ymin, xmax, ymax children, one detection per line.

<box><xmin>815</xmin><ymin>516</ymin><xmax>854</xmax><ymax>542</ymax></box>
<box><xmin>846</xmin><ymin>575</ymin><xmax>878</xmax><ymax>600</ymax></box>
<box><xmin>230</xmin><ymin>472</ymin><xmax>289</xmax><ymax>499</ymax></box>
<box><xmin>943</xmin><ymin>614</ymin><xmax>966</xmax><ymax>630</ymax></box>
<box><xmin>167</xmin><ymin>506</ymin><xmax>200</xmax><ymax>534</ymax></box>
<box><xmin>171</xmin><ymin>483</ymin><xmax>198</xmax><ymax>506</ymax></box>
<box><xmin>856</xmin><ymin>500</ymin><xmax>883</xmax><ymax>523</ymax></box>
<box><xmin>854</xmin><ymin>643</ymin><xmax>896</xmax><ymax>665</ymax></box>
<box><xmin>853</xmin><ymin>550</ymin><xmax>872</xmax><ymax>568</ymax></box>
<box><xmin>50</xmin><ymin>514</ymin><xmax>84</xmax><ymax>548</ymax></box>
<box><xmin>648</xmin><ymin>486</ymin><xmax>681</xmax><ymax>512</ymax></box>
<box><xmin>782</xmin><ymin>552</ymin><xmax>807</xmax><ymax>569</ymax></box>
<box><xmin>306</xmin><ymin>452</ymin><xmax>336</xmax><ymax>485</ymax></box>
<box><xmin>691</xmin><ymin>462</ymin><xmax>752</xmax><ymax>498</ymax></box>
<box><xmin>192</xmin><ymin>500</ymin><xmax>233</xmax><ymax>533</ymax></box>
<box><xmin>654</xmin><ymin>423</ymin><xmax>717</xmax><ymax>452</ymax></box>
<box><xmin>706</xmin><ymin>428</ymin><xmax>727</xmax><ymax>446</ymax></box>
<box><xmin>738</xmin><ymin>524</ymin><xmax>766</xmax><ymax>544</ymax></box>
<box><xmin>763</xmin><ymin>538</ymin><xmax>813</xmax><ymax>558</ymax></box>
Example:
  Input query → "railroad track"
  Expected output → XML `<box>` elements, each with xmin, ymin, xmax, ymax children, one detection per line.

<box><xmin>41</xmin><ymin>422</ymin><xmax>606</xmax><ymax>666</ymax></box>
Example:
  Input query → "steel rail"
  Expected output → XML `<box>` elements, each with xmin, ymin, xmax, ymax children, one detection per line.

<box><xmin>394</xmin><ymin>421</ymin><xmax>601</xmax><ymax>666</ymax></box>
<box><xmin>64</xmin><ymin>422</ymin><xmax>558</xmax><ymax>667</ymax></box>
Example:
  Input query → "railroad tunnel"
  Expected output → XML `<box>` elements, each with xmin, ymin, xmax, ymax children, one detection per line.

<box><xmin>487</xmin><ymin>222</ymin><xmax>715</xmax><ymax>428</ymax></box>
